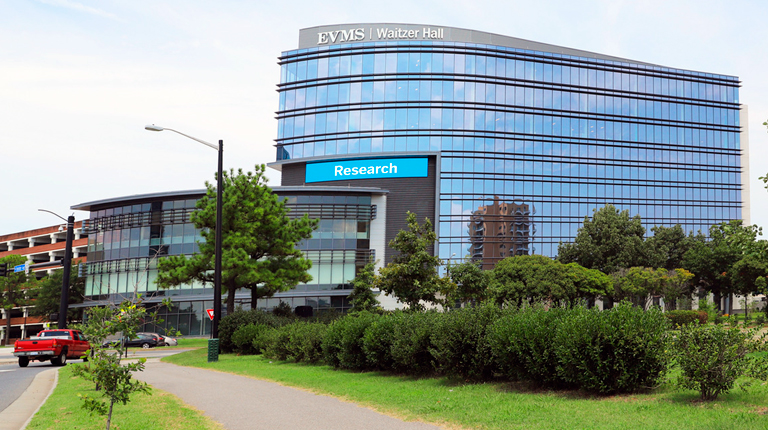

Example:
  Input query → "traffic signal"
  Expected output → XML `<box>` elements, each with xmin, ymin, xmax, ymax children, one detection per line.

<box><xmin>0</xmin><ymin>263</ymin><xmax>7</xmax><ymax>277</ymax></box>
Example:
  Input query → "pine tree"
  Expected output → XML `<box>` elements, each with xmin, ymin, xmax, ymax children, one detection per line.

<box><xmin>157</xmin><ymin>164</ymin><xmax>317</xmax><ymax>314</ymax></box>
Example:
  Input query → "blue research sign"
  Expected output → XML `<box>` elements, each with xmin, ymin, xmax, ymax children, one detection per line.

<box><xmin>305</xmin><ymin>158</ymin><xmax>428</xmax><ymax>183</ymax></box>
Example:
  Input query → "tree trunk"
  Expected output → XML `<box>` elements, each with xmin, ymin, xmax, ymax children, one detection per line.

<box><xmin>106</xmin><ymin>399</ymin><xmax>114</xmax><ymax>430</ymax></box>
<box><xmin>744</xmin><ymin>294</ymin><xmax>749</xmax><ymax>320</ymax></box>
<box><xmin>251</xmin><ymin>287</ymin><xmax>258</xmax><ymax>310</ymax></box>
<box><xmin>666</xmin><ymin>298</ymin><xmax>677</xmax><ymax>312</ymax></box>
<box><xmin>226</xmin><ymin>283</ymin><xmax>236</xmax><ymax>315</ymax></box>
<box><xmin>728</xmin><ymin>293</ymin><xmax>734</xmax><ymax>316</ymax></box>
<box><xmin>4</xmin><ymin>308</ymin><xmax>10</xmax><ymax>346</ymax></box>
<box><xmin>713</xmin><ymin>291</ymin><xmax>722</xmax><ymax>313</ymax></box>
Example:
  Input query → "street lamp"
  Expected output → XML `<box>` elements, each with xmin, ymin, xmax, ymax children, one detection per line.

<box><xmin>144</xmin><ymin>125</ymin><xmax>223</xmax><ymax>342</ymax></box>
<box><xmin>38</xmin><ymin>209</ymin><xmax>75</xmax><ymax>329</ymax></box>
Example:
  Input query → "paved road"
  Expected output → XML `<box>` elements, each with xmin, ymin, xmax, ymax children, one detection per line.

<box><xmin>0</xmin><ymin>362</ymin><xmax>56</xmax><ymax>413</ymax></box>
<box><xmin>135</xmin><ymin>360</ymin><xmax>443</xmax><ymax>430</ymax></box>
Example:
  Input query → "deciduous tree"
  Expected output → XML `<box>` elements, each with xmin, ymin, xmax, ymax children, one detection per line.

<box><xmin>557</xmin><ymin>204</ymin><xmax>646</xmax><ymax>274</ymax></box>
<box><xmin>490</xmin><ymin>255</ymin><xmax>611</xmax><ymax>307</ymax></box>
<box><xmin>682</xmin><ymin>221</ymin><xmax>763</xmax><ymax>313</ymax></box>
<box><xmin>375</xmin><ymin>212</ymin><xmax>453</xmax><ymax>311</ymax></box>
<box><xmin>347</xmin><ymin>261</ymin><xmax>381</xmax><ymax>312</ymax></box>
<box><xmin>447</xmin><ymin>259</ymin><xmax>491</xmax><ymax>306</ymax></box>
<box><xmin>644</xmin><ymin>224</ymin><xmax>695</xmax><ymax>270</ymax></box>
<box><xmin>28</xmin><ymin>267</ymin><xmax>85</xmax><ymax>323</ymax></box>
<box><xmin>0</xmin><ymin>255</ymin><xmax>30</xmax><ymax>345</ymax></box>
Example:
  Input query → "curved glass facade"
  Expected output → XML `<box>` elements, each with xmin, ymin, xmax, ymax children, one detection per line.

<box><xmin>275</xmin><ymin>25</ymin><xmax>743</xmax><ymax>265</ymax></box>
<box><xmin>75</xmin><ymin>188</ymin><xmax>378</xmax><ymax>333</ymax></box>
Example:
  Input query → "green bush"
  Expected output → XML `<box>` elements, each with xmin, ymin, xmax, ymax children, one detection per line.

<box><xmin>665</xmin><ymin>310</ymin><xmax>706</xmax><ymax>327</ymax></box>
<box><xmin>554</xmin><ymin>303</ymin><xmax>670</xmax><ymax>394</ymax></box>
<box><xmin>755</xmin><ymin>314</ymin><xmax>766</xmax><ymax>326</ymax></box>
<box><xmin>252</xmin><ymin>326</ymin><xmax>276</xmax><ymax>354</ymax></box>
<box><xmin>219</xmin><ymin>309</ymin><xmax>292</xmax><ymax>353</ymax></box>
<box><xmin>430</xmin><ymin>303</ymin><xmax>502</xmax><ymax>381</ymax></box>
<box><xmin>283</xmin><ymin>322</ymin><xmax>327</xmax><ymax>363</ymax></box>
<box><xmin>673</xmin><ymin>323</ymin><xmax>767</xmax><ymax>400</ymax></box>
<box><xmin>272</xmin><ymin>301</ymin><xmax>296</xmax><ymax>319</ymax></box>
<box><xmin>389</xmin><ymin>311</ymin><xmax>439</xmax><ymax>375</ymax></box>
<box><xmin>362</xmin><ymin>312</ymin><xmax>401</xmax><ymax>371</ymax></box>
<box><xmin>321</xmin><ymin>318</ymin><xmax>344</xmax><ymax>368</ymax></box>
<box><xmin>488</xmin><ymin>305</ymin><xmax>569</xmax><ymax>387</ymax></box>
<box><xmin>321</xmin><ymin>312</ymin><xmax>379</xmax><ymax>370</ymax></box>
<box><xmin>231</xmin><ymin>323</ymin><xmax>271</xmax><ymax>354</ymax></box>
<box><xmin>262</xmin><ymin>325</ymin><xmax>293</xmax><ymax>361</ymax></box>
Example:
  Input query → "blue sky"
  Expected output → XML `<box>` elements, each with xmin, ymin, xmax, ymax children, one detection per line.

<box><xmin>1</xmin><ymin>0</ymin><xmax>767</xmax><ymax>237</ymax></box>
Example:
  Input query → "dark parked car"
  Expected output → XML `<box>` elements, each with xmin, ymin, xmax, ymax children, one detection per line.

<box><xmin>138</xmin><ymin>332</ymin><xmax>178</xmax><ymax>347</ymax></box>
<box><xmin>137</xmin><ymin>332</ymin><xmax>164</xmax><ymax>346</ymax></box>
<box><xmin>102</xmin><ymin>333</ymin><xmax>159</xmax><ymax>349</ymax></box>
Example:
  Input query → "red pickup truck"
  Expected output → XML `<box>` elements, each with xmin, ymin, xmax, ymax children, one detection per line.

<box><xmin>13</xmin><ymin>329</ymin><xmax>91</xmax><ymax>367</ymax></box>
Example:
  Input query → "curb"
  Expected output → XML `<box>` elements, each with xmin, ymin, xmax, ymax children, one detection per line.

<box><xmin>0</xmin><ymin>367</ymin><xmax>59</xmax><ymax>430</ymax></box>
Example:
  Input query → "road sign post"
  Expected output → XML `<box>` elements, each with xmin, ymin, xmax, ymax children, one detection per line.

<box><xmin>206</xmin><ymin>309</ymin><xmax>218</xmax><ymax>363</ymax></box>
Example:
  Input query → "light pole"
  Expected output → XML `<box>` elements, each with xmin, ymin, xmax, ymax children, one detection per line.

<box><xmin>144</xmin><ymin>125</ymin><xmax>223</xmax><ymax>342</ymax></box>
<box><xmin>38</xmin><ymin>209</ymin><xmax>75</xmax><ymax>329</ymax></box>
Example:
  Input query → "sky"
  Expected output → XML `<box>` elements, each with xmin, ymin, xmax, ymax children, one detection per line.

<box><xmin>1</xmin><ymin>0</ymin><xmax>767</xmax><ymax>235</ymax></box>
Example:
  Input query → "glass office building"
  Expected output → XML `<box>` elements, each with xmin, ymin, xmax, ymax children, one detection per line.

<box><xmin>72</xmin><ymin>187</ymin><xmax>384</xmax><ymax>334</ymax></box>
<box><xmin>272</xmin><ymin>24</ymin><xmax>746</xmax><ymax>266</ymax></box>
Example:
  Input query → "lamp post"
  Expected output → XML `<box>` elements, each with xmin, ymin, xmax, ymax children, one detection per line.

<box><xmin>38</xmin><ymin>209</ymin><xmax>74</xmax><ymax>329</ymax></box>
<box><xmin>144</xmin><ymin>125</ymin><xmax>223</xmax><ymax>342</ymax></box>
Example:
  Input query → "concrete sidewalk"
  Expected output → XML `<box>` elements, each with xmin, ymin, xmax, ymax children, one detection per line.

<box><xmin>134</xmin><ymin>360</ymin><xmax>443</xmax><ymax>430</ymax></box>
<box><xmin>0</xmin><ymin>368</ymin><xmax>58</xmax><ymax>430</ymax></box>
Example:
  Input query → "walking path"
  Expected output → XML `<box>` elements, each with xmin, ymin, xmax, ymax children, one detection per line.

<box><xmin>135</xmin><ymin>359</ymin><xmax>443</xmax><ymax>430</ymax></box>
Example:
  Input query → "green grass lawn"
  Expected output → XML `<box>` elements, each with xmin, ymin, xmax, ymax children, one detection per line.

<box><xmin>122</xmin><ymin>337</ymin><xmax>210</xmax><ymax>352</ymax></box>
<box><xmin>164</xmin><ymin>349</ymin><xmax>768</xmax><ymax>430</ymax></box>
<box><xmin>27</xmin><ymin>365</ymin><xmax>223</xmax><ymax>430</ymax></box>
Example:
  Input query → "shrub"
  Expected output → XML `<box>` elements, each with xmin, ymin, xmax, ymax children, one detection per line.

<box><xmin>665</xmin><ymin>310</ymin><xmax>704</xmax><ymax>327</ymax></box>
<box><xmin>673</xmin><ymin>323</ymin><xmax>767</xmax><ymax>400</ymax></box>
<box><xmin>219</xmin><ymin>309</ymin><xmax>291</xmax><ymax>353</ymax></box>
<box><xmin>488</xmin><ymin>304</ymin><xmax>569</xmax><ymax>387</ymax></box>
<box><xmin>430</xmin><ymin>303</ymin><xmax>502</xmax><ymax>381</ymax></box>
<box><xmin>695</xmin><ymin>310</ymin><xmax>709</xmax><ymax>324</ymax></box>
<box><xmin>283</xmin><ymin>322</ymin><xmax>327</xmax><ymax>363</ymax></box>
<box><xmin>321</xmin><ymin>318</ymin><xmax>344</xmax><ymax>368</ymax></box>
<box><xmin>272</xmin><ymin>301</ymin><xmax>296</xmax><ymax>319</ymax></box>
<box><xmin>231</xmin><ymin>323</ymin><xmax>271</xmax><ymax>354</ymax></box>
<box><xmin>252</xmin><ymin>326</ymin><xmax>276</xmax><ymax>354</ymax></box>
<box><xmin>755</xmin><ymin>314</ymin><xmax>766</xmax><ymax>326</ymax></box>
<box><xmin>362</xmin><ymin>312</ymin><xmax>401</xmax><ymax>371</ymax></box>
<box><xmin>309</xmin><ymin>309</ymin><xmax>343</xmax><ymax>324</ymax></box>
<box><xmin>321</xmin><ymin>312</ymin><xmax>379</xmax><ymax>370</ymax></box>
<box><xmin>554</xmin><ymin>303</ymin><xmax>670</xmax><ymax>394</ymax></box>
<box><xmin>389</xmin><ymin>311</ymin><xmax>439</xmax><ymax>375</ymax></box>
<box><xmin>262</xmin><ymin>325</ymin><xmax>293</xmax><ymax>361</ymax></box>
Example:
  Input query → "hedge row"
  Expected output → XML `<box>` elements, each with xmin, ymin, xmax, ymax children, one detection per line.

<box><xmin>223</xmin><ymin>303</ymin><xmax>671</xmax><ymax>394</ymax></box>
<box><xmin>665</xmin><ymin>310</ymin><xmax>708</xmax><ymax>326</ymax></box>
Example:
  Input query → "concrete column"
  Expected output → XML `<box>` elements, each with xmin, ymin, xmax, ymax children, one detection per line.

<box><xmin>28</xmin><ymin>238</ymin><xmax>35</xmax><ymax>247</ymax></box>
<box><xmin>48</xmin><ymin>251</ymin><xmax>56</xmax><ymax>262</ymax></box>
<box><xmin>7</xmin><ymin>243</ymin><xmax>13</xmax><ymax>251</ymax></box>
<box><xmin>50</xmin><ymin>233</ymin><xmax>57</xmax><ymax>244</ymax></box>
<box><xmin>740</xmin><ymin>105</ymin><xmax>751</xmax><ymax>225</ymax></box>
